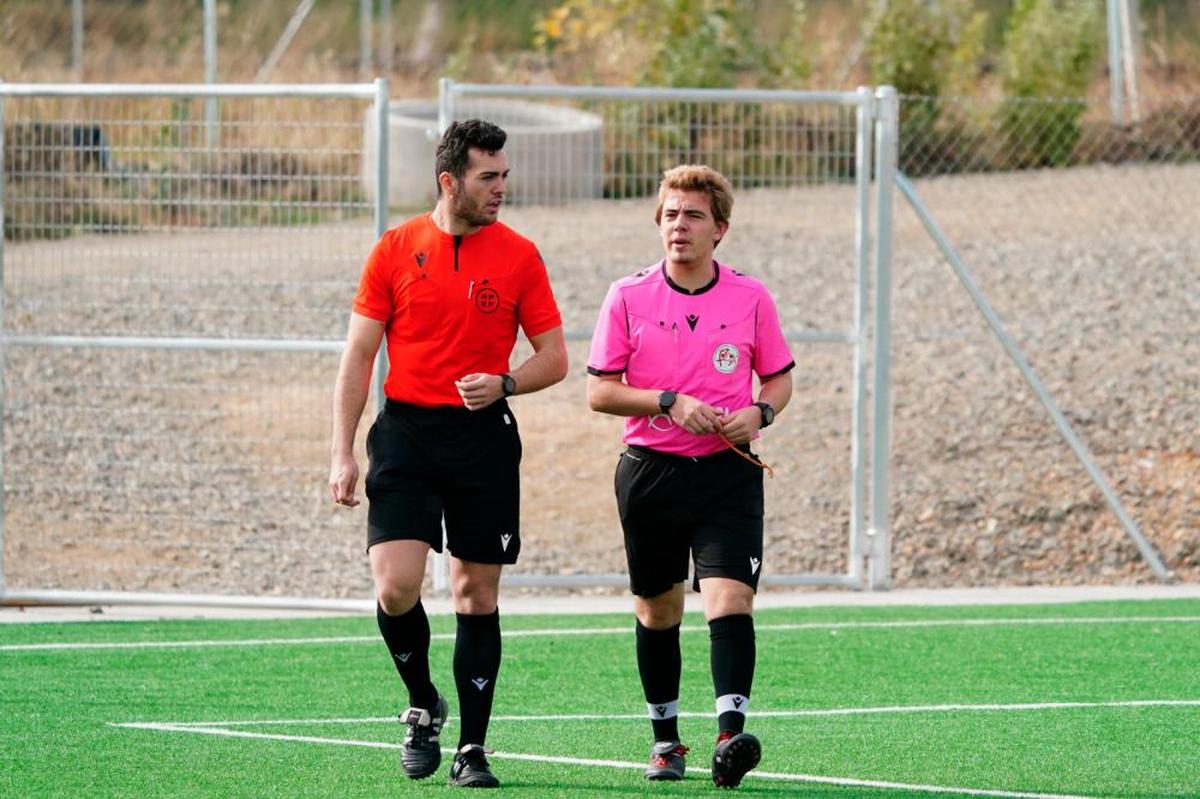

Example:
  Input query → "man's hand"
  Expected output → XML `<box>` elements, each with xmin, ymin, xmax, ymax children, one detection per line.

<box><xmin>329</xmin><ymin>453</ymin><xmax>361</xmax><ymax>507</ymax></box>
<box><xmin>456</xmin><ymin>372</ymin><xmax>504</xmax><ymax>411</ymax></box>
<box><xmin>670</xmin><ymin>393</ymin><xmax>725</xmax><ymax>436</ymax></box>
<box><xmin>717</xmin><ymin>406</ymin><xmax>762</xmax><ymax>445</ymax></box>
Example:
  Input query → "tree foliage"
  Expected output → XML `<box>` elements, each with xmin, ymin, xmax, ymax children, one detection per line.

<box><xmin>534</xmin><ymin>0</ymin><xmax>808</xmax><ymax>88</ymax></box>
<box><xmin>997</xmin><ymin>0</ymin><xmax>1102</xmax><ymax>167</ymax></box>
<box><xmin>865</xmin><ymin>0</ymin><xmax>986</xmax><ymax>98</ymax></box>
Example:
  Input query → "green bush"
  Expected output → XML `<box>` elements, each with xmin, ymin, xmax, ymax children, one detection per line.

<box><xmin>998</xmin><ymin>0</ymin><xmax>1102</xmax><ymax>168</ymax></box>
<box><xmin>866</xmin><ymin>0</ymin><xmax>986</xmax><ymax>175</ymax></box>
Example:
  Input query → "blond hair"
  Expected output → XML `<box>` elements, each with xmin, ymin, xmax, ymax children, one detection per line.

<box><xmin>654</xmin><ymin>164</ymin><xmax>734</xmax><ymax>226</ymax></box>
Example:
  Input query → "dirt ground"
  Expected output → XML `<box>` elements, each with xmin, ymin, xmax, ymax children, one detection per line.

<box><xmin>3</xmin><ymin>162</ymin><xmax>1197</xmax><ymax>598</ymax></box>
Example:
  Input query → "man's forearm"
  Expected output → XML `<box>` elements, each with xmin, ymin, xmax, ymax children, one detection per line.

<box><xmin>508</xmin><ymin>329</ymin><xmax>568</xmax><ymax>395</ymax></box>
<box><xmin>330</xmin><ymin>354</ymin><xmax>373</xmax><ymax>456</ymax></box>
<box><xmin>757</xmin><ymin>373</ymin><xmax>793</xmax><ymax>416</ymax></box>
<box><xmin>587</xmin><ymin>376</ymin><xmax>659</xmax><ymax>417</ymax></box>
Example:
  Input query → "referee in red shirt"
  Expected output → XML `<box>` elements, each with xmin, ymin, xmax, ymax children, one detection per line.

<box><xmin>329</xmin><ymin>120</ymin><xmax>567</xmax><ymax>788</ymax></box>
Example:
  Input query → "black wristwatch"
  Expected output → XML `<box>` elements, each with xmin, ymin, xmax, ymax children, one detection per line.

<box><xmin>658</xmin><ymin>390</ymin><xmax>677</xmax><ymax>415</ymax></box>
<box><xmin>501</xmin><ymin>373</ymin><xmax>516</xmax><ymax>397</ymax></box>
<box><xmin>754</xmin><ymin>401</ymin><xmax>775</xmax><ymax>428</ymax></box>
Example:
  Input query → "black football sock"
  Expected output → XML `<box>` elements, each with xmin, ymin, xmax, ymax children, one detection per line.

<box><xmin>376</xmin><ymin>600</ymin><xmax>439</xmax><ymax>710</ymax></box>
<box><xmin>709</xmin><ymin>613</ymin><xmax>756</xmax><ymax>734</ymax></box>
<box><xmin>636</xmin><ymin>620</ymin><xmax>682</xmax><ymax>742</ymax></box>
<box><xmin>454</xmin><ymin>609</ymin><xmax>502</xmax><ymax>749</ymax></box>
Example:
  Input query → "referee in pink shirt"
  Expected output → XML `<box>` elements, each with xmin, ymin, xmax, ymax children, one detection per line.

<box><xmin>587</xmin><ymin>164</ymin><xmax>794</xmax><ymax>788</ymax></box>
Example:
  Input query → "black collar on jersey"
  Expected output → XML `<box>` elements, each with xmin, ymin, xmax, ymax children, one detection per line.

<box><xmin>661</xmin><ymin>260</ymin><xmax>719</xmax><ymax>296</ymax></box>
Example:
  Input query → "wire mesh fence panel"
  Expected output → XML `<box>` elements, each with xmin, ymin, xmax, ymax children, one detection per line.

<box><xmin>886</xmin><ymin>93</ymin><xmax>1200</xmax><ymax>586</ymax></box>
<box><xmin>2</xmin><ymin>87</ymin><xmax>380</xmax><ymax>598</ymax></box>
<box><xmin>441</xmin><ymin>85</ymin><xmax>873</xmax><ymax>588</ymax></box>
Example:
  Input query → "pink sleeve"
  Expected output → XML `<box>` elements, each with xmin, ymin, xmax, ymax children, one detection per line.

<box><xmin>753</xmin><ymin>287</ymin><xmax>795</xmax><ymax>378</ymax></box>
<box><xmin>586</xmin><ymin>283</ymin><xmax>631</xmax><ymax>375</ymax></box>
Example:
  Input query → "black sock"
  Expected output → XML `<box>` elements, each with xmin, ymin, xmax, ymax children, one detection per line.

<box><xmin>377</xmin><ymin>600</ymin><xmax>439</xmax><ymax>711</ymax></box>
<box><xmin>636</xmin><ymin>621</ymin><xmax>682</xmax><ymax>742</ymax></box>
<box><xmin>454</xmin><ymin>609</ymin><xmax>501</xmax><ymax>749</ymax></box>
<box><xmin>709</xmin><ymin>614</ymin><xmax>756</xmax><ymax>734</ymax></box>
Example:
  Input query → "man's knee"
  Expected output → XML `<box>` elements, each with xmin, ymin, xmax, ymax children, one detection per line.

<box><xmin>376</xmin><ymin>583</ymin><xmax>422</xmax><ymax>616</ymax></box>
<box><xmin>701</xmin><ymin>579</ymin><xmax>755</xmax><ymax>621</ymax></box>
<box><xmin>451</xmin><ymin>565</ymin><xmax>501</xmax><ymax>614</ymax></box>
<box><xmin>635</xmin><ymin>585</ymin><xmax>685</xmax><ymax>629</ymax></box>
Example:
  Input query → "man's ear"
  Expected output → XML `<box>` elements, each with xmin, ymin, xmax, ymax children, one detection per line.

<box><xmin>714</xmin><ymin>220</ymin><xmax>729</xmax><ymax>245</ymax></box>
<box><xmin>437</xmin><ymin>171</ymin><xmax>457</xmax><ymax>197</ymax></box>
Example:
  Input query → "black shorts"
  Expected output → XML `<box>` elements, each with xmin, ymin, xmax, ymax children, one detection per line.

<box><xmin>614</xmin><ymin>444</ymin><xmax>764</xmax><ymax>598</ymax></box>
<box><xmin>364</xmin><ymin>399</ymin><xmax>522</xmax><ymax>564</ymax></box>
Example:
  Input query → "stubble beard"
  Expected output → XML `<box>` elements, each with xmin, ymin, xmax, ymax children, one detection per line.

<box><xmin>453</xmin><ymin>191</ymin><xmax>499</xmax><ymax>228</ymax></box>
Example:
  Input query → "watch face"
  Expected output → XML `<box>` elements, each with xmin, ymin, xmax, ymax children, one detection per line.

<box><xmin>659</xmin><ymin>391</ymin><xmax>677</xmax><ymax>413</ymax></box>
<box><xmin>758</xmin><ymin>403</ymin><xmax>774</xmax><ymax>426</ymax></box>
<box><xmin>502</xmin><ymin>375</ymin><xmax>516</xmax><ymax>396</ymax></box>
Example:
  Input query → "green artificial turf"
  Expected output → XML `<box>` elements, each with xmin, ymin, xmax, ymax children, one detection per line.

<box><xmin>2</xmin><ymin>599</ymin><xmax>1198</xmax><ymax>797</ymax></box>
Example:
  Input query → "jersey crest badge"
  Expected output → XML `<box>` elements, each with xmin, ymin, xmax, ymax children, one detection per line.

<box><xmin>475</xmin><ymin>286</ymin><xmax>500</xmax><ymax>314</ymax></box>
<box><xmin>712</xmin><ymin>343</ymin><xmax>739</xmax><ymax>374</ymax></box>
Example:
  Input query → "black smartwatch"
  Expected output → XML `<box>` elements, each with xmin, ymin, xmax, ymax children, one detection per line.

<box><xmin>658</xmin><ymin>390</ymin><xmax>677</xmax><ymax>415</ymax></box>
<box><xmin>500</xmin><ymin>373</ymin><xmax>516</xmax><ymax>397</ymax></box>
<box><xmin>754</xmin><ymin>401</ymin><xmax>775</xmax><ymax>428</ymax></box>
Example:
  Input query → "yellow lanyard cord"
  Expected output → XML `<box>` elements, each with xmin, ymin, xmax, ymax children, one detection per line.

<box><xmin>717</xmin><ymin>433</ymin><xmax>775</xmax><ymax>479</ymax></box>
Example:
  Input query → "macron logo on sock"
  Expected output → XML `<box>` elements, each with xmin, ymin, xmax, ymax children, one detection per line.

<box><xmin>717</xmin><ymin>694</ymin><xmax>749</xmax><ymax>716</ymax></box>
<box><xmin>646</xmin><ymin>700</ymin><xmax>678</xmax><ymax>720</ymax></box>
<box><xmin>472</xmin><ymin>678</ymin><xmax>490</xmax><ymax>691</ymax></box>
<box><xmin>394</xmin><ymin>652</ymin><xmax>411</xmax><ymax>663</ymax></box>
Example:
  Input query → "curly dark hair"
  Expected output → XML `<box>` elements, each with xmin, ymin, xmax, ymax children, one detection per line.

<box><xmin>434</xmin><ymin>119</ymin><xmax>507</xmax><ymax>195</ymax></box>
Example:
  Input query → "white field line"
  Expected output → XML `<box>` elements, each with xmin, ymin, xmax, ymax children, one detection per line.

<box><xmin>141</xmin><ymin>698</ymin><xmax>1200</xmax><ymax>728</ymax></box>
<box><xmin>6</xmin><ymin>614</ymin><xmax>1200</xmax><ymax>653</ymax></box>
<box><xmin>109</xmin><ymin>719</ymin><xmax>1100</xmax><ymax>799</ymax></box>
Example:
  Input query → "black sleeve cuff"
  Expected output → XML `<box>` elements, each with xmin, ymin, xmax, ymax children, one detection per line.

<box><xmin>587</xmin><ymin>366</ymin><xmax>625</xmax><ymax>376</ymax></box>
<box><xmin>759</xmin><ymin>361</ymin><xmax>796</xmax><ymax>381</ymax></box>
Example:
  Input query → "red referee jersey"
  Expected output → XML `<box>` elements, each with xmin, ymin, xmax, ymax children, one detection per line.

<box><xmin>353</xmin><ymin>214</ymin><xmax>562</xmax><ymax>407</ymax></box>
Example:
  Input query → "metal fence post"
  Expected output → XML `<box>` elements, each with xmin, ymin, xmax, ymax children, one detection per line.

<box><xmin>849</xmin><ymin>86</ymin><xmax>875</xmax><ymax>588</ymax></box>
<box><xmin>1106</xmin><ymin>0</ymin><xmax>1126</xmax><ymax>126</ymax></box>
<box><xmin>0</xmin><ymin>86</ymin><xmax>7</xmax><ymax>598</ymax></box>
<box><xmin>370</xmin><ymin>77</ymin><xmax>390</xmax><ymax>417</ymax></box>
<box><xmin>438</xmin><ymin>77</ymin><xmax>453</xmax><ymax>135</ymax></box>
<box><xmin>869</xmin><ymin>86</ymin><xmax>898</xmax><ymax>590</ymax></box>
<box><xmin>430</xmin><ymin>76</ymin><xmax>455</xmax><ymax>596</ymax></box>
<box><xmin>359</xmin><ymin>0</ymin><xmax>374</xmax><ymax>80</ymax></box>
<box><xmin>72</xmin><ymin>0</ymin><xmax>85</xmax><ymax>81</ymax></box>
<box><xmin>204</xmin><ymin>0</ymin><xmax>218</xmax><ymax>149</ymax></box>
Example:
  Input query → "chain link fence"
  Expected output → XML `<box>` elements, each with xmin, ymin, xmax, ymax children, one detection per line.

<box><xmin>887</xmin><ymin>93</ymin><xmax>1199</xmax><ymax>586</ymax></box>
<box><xmin>1</xmin><ymin>85</ymin><xmax>384</xmax><ymax>599</ymax></box>
<box><xmin>2</xmin><ymin>84</ymin><xmax>1197</xmax><ymax>602</ymax></box>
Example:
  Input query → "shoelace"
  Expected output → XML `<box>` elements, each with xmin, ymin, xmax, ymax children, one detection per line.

<box><xmin>717</xmin><ymin>433</ymin><xmax>775</xmax><ymax>478</ymax></box>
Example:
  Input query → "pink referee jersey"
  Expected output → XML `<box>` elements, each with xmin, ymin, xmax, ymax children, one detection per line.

<box><xmin>587</xmin><ymin>260</ymin><xmax>795</xmax><ymax>457</ymax></box>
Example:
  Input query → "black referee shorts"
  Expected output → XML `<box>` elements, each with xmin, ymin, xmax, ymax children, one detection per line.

<box><xmin>364</xmin><ymin>399</ymin><xmax>522</xmax><ymax>564</ymax></box>
<box><xmin>614</xmin><ymin>444</ymin><xmax>765</xmax><ymax>598</ymax></box>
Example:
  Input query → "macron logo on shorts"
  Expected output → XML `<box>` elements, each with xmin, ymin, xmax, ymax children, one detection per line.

<box><xmin>500</xmin><ymin>533</ymin><xmax>513</xmax><ymax>552</ymax></box>
<box><xmin>750</xmin><ymin>557</ymin><xmax>761</xmax><ymax>574</ymax></box>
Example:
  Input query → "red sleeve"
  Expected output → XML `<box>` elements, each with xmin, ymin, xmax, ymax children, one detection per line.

<box><xmin>517</xmin><ymin>247</ymin><xmax>563</xmax><ymax>339</ymax></box>
<box><xmin>351</xmin><ymin>232</ymin><xmax>395</xmax><ymax>322</ymax></box>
